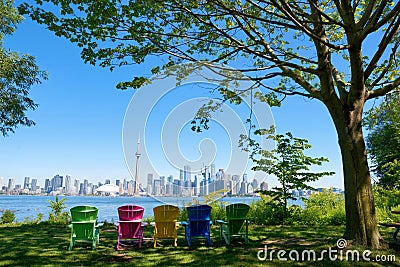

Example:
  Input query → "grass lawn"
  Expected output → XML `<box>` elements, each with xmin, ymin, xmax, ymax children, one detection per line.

<box><xmin>0</xmin><ymin>223</ymin><xmax>399</xmax><ymax>266</ymax></box>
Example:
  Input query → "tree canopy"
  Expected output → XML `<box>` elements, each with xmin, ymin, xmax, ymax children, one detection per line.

<box><xmin>19</xmin><ymin>0</ymin><xmax>400</xmax><ymax>248</ymax></box>
<box><xmin>0</xmin><ymin>0</ymin><xmax>46</xmax><ymax>136</ymax></box>
<box><xmin>19</xmin><ymin>0</ymin><xmax>400</xmax><ymax>99</ymax></box>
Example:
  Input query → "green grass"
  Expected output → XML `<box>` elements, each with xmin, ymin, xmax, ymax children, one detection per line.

<box><xmin>0</xmin><ymin>223</ymin><xmax>399</xmax><ymax>266</ymax></box>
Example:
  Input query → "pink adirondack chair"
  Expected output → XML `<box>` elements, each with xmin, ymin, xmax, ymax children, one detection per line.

<box><xmin>116</xmin><ymin>205</ymin><xmax>145</xmax><ymax>250</ymax></box>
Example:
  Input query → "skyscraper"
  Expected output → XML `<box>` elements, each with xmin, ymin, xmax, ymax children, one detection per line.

<box><xmin>52</xmin><ymin>174</ymin><xmax>63</xmax><ymax>192</ymax></box>
<box><xmin>23</xmin><ymin>177</ymin><xmax>30</xmax><ymax>189</ymax></box>
<box><xmin>210</xmin><ymin>163</ymin><xmax>216</xmax><ymax>180</ymax></box>
<box><xmin>65</xmin><ymin>175</ymin><xmax>72</xmax><ymax>194</ymax></box>
<box><xmin>147</xmin><ymin>173</ymin><xmax>154</xmax><ymax>195</ymax></box>
<box><xmin>184</xmin><ymin>165</ymin><xmax>191</xmax><ymax>196</ymax></box>
<box><xmin>31</xmin><ymin>179</ymin><xmax>38</xmax><ymax>192</ymax></box>
<box><xmin>7</xmin><ymin>178</ymin><xmax>15</xmax><ymax>192</ymax></box>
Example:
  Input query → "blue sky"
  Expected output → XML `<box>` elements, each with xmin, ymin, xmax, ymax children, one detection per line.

<box><xmin>0</xmin><ymin>13</ymin><xmax>352</xmax><ymax>190</ymax></box>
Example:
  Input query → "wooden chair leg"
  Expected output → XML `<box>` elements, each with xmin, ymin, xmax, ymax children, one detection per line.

<box><xmin>393</xmin><ymin>227</ymin><xmax>400</xmax><ymax>245</ymax></box>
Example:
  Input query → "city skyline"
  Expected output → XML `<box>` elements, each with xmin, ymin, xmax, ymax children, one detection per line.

<box><xmin>0</xmin><ymin>162</ymin><xmax>255</xmax><ymax>190</ymax></box>
<box><xmin>0</xmin><ymin>162</ymin><xmax>264</xmax><ymax>197</ymax></box>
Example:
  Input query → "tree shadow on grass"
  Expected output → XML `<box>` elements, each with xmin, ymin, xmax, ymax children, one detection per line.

<box><xmin>0</xmin><ymin>224</ymin><xmax>399</xmax><ymax>266</ymax></box>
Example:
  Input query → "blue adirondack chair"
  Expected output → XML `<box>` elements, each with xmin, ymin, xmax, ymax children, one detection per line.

<box><xmin>182</xmin><ymin>204</ymin><xmax>212</xmax><ymax>246</ymax></box>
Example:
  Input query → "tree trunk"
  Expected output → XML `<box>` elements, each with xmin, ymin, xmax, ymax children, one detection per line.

<box><xmin>327</xmin><ymin>100</ymin><xmax>382</xmax><ymax>248</ymax></box>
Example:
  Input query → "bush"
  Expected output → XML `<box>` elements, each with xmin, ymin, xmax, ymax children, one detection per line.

<box><xmin>247</xmin><ymin>195</ymin><xmax>290</xmax><ymax>225</ymax></box>
<box><xmin>0</xmin><ymin>210</ymin><xmax>16</xmax><ymax>224</ymax></box>
<box><xmin>23</xmin><ymin>213</ymin><xmax>44</xmax><ymax>224</ymax></box>
<box><xmin>47</xmin><ymin>195</ymin><xmax>70</xmax><ymax>224</ymax></box>
<box><xmin>302</xmin><ymin>188</ymin><xmax>346</xmax><ymax>225</ymax></box>
<box><xmin>373</xmin><ymin>185</ymin><xmax>400</xmax><ymax>223</ymax></box>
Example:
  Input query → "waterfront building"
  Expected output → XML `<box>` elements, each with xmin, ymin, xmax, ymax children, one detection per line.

<box><xmin>153</xmin><ymin>179</ymin><xmax>161</xmax><ymax>195</ymax></box>
<box><xmin>167</xmin><ymin>175</ymin><xmax>173</xmax><ymax>183</ymax></box>
<box><xmin>65</xmin><ymin>175</ymin><xmax>72</xmax><ymax>194</ymax></box>
<box><xmin>147</xmin><ymin>173</ymin><xmax>153</xmax><ymax>195</ymax></box>
<box><xmin>127</xmin><ymin>180</ymin><xmax>134</xmax><ymax>195</ymax></box>
<box><xmin>79</xmin><ymin>183</ymin><xmax>84</xmax><ymax>195</ymax></box>
<box><xmin>8</xmin><ymin>178</ymin><xmax>15</xmax><ymax>192</ymax></box>
<box><xmin>44</xmin><ymin>179</ymin><xmax>51</xmax><ymax>193</ymax></box>
<box><xmin>179</xmin><ymin>169</ymin><xmax>184</xmax><ymax>195</ymax></box>
<box><xmin>23</xmin><ymin>177</ymin><xmax>30</xmax><ymax>190</ymax></box>
<box><xmin>31</xmin><ymin>178</ymin><xmax>38</xmax><ymax>192</ymax></box>
<box><xmin>160</xmin><ymin>176</ymin><xmax>165</xmax><ymax>192</ymax></box>
<box><xmin>210</xmin><ymin>163</ymin><xmax>216</xmax><ymax>180</ymax></box>
<box><xmin>51</xmin><ymin>174</ymin><xmax>63</xmax><ymax>192</ymax></box>
<box><xmin>165</xmin><ymin>182</ymin><xmax>172</xmax><ymax>196</ymax></box>
<box><xmin>251</xmin><ymin>179</ymin><xmax>259</xmax><ymax>193</ymax></box>
<box><xmin>74</xmin><ymin>179</ymin><xmax>80</xmax><ymax>195</ymax></box>
<box><xmin>260</xmin><ymin>181</ymin><xmax>268</xmax><ymax>191</ymax></box>
<box><xmin>123</xmin><ymin>179</ymin><xmax>128</xmax><ymax>191</ymax></box>
<box><xmin>173</xmin><ymin>179</ymin><xmax>180</xmax><ymax>195</ymax></box>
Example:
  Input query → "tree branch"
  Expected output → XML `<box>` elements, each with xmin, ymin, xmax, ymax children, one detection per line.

<box><xmin>367</xmin><ymin>77</ymin><xmax>400</xmax><ymax>100</ymax></box>
<box><xmin>364</xmin><ymin>16</ymin><xmax>400</xmax><ymax>80</ymax></box>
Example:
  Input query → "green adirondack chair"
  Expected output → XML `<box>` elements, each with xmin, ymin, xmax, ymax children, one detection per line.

<box><xmin>217</xmin><ymin>203</ymin><xmax>250</xmax><ymax>245</ymax></box>
<box><xmin>68</xmin><ymin>205</ymin><xmax>102</xmax><ymax>250</ymax></box>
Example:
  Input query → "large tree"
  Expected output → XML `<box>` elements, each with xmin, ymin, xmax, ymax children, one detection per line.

<box><xmin>0</xmin><ymin>0</ymin><xmax>46</xmax><ymax>136</ymax></box>
<box><xmin>19</xmin><ymin>0</ymin><xmax>400</xmax><ymax>248</ymax></box>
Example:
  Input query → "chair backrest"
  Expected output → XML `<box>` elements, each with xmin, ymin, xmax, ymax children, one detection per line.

<box><xmin>226</xmin><ymin>203</ymin><xmax>250</xmax><ymax>234</ymax></box>
<box><xmin>70</xmin><ymin>206</ymin><xmax>98</xmax><ymax>240</ymax></box>
<box><xmin>187</xmin><ymin>204</ymin><xmax>211</xmax><ymax>221</ymax></box>
<box><xmin>187</xmin><ymin>205</ymin><xmax>212</xmax><ymax>236</ymax></box>
<box><xmin>70</xmin><ymin>206</ymin><xmax>98</xmax><ymax>222</ymax></box>
<box><xmin>153</xmin><ymin>205</ymin><xmax>179</xmax><ymax>238</ymax></box>
<box><xmin>118</xmin><ymin>205</ymin><xmax>144</xmax><ymax>221</ymax></box>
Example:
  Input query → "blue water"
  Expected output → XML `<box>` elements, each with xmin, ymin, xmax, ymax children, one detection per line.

<box><xmin>0</xmin><ymin>195</ymin><xmax>267</xmax><ymax>223</ymax></box>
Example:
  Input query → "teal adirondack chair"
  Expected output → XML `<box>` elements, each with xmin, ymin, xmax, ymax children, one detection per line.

<box><xmin>68</xmin><ymin>206</ymin><xmax>102</xmax><ymax>250</ymax></box>
<box><xmin>217</xmin><ymin>203</ymin><xmax>250</xmax><ymax>245</ymax></box>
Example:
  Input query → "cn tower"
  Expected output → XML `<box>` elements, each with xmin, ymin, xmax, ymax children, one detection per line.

<box><xmin>134</xmin><ymin>134</ymin><xmax>141</xmax><ymax>195</ymax></box>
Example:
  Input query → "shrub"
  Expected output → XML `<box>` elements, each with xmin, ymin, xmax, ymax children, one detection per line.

<box><xmin>247</xmin><ymin>195</ymin><xmax>291</xmax><ymax>225</ymax></box>
<box><xmin>47</xmin><ymin>195</ymin><xmax>70</xmax><ymax>224</ymax></box>
<box><xmin>23</xmin><ymin>213</ymin><xmax>44</xmax><ymax>224</ymax></box>
<box><xmin>373</xmin><ymin>185</ymin><xmax>400</xmax><ymax>223</ymax></box>
<box><xmin>0</xmin><ymin>210</ymin><xmax>16</xmax><ymax>224</ymax></box>
<box><xmin>302</xmin><ymin>188</ymin><xmax>345</xmax><ymax>225</ymax></box>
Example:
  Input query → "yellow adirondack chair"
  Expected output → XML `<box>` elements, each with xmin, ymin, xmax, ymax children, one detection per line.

<box><xmin>152</xmin><ymin>205</ymin><xmax>179</xmax><ymax>248</ymax></box>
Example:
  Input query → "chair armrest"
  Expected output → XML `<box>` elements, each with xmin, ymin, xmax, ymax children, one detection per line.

<box><xmin>96</xmin><ymin>222</ymin><xmax>104</xmax><ymax>228</ymax></box>
<box><xmin>141</xmin><ymin>222</ymin><xmax>149</xmax><ymax>227</ymax></box>
<box><xmin>180</xmin><ymin>221</ymin><xmax>189</xmax><ymax>226</ymax></box>
<box><xmin>216</xmin><ymin>220</ymin><xmax>228</xmax><ymax>225</ymax></box>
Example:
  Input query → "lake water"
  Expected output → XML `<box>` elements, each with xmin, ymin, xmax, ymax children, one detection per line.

<box><xmin>0</xmin><ymin>195</ymin><xmax>266</xmax><ymax>223</ymax></box>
